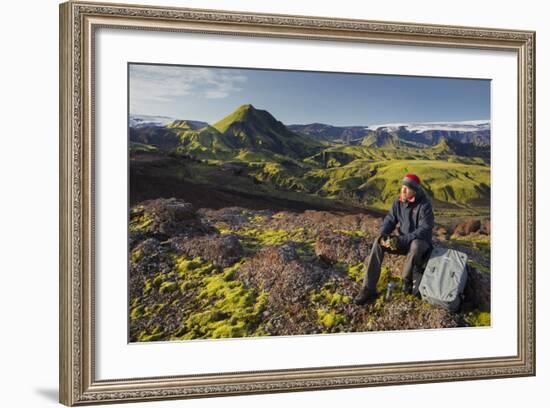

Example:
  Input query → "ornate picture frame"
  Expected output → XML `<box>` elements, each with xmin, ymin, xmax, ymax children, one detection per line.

<box><xmin>59</xmin><ymin>1</ymin><xmax>535</xmax><ymax>405</ymax></box>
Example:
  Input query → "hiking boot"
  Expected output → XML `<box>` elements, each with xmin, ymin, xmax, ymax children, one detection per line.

<box><xmin>354</xmin><ymin>287</ymin><xmax>377</xmax><ymax>305</ymax></box>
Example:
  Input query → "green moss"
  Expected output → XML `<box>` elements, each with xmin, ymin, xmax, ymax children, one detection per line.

<box><xmin>130</xmin><ymin>305</ymin><xmax>145</xmax><ymax>320</ymax></box>
<box><xmin>180</xmin><ymin>280</ymin><xmax>196</xmax><ymax>291</ymax></box>
<box><xmin>214</xmin><ymin>223</ymin><xmax>233</xmax><ymax>235</ymax></box>
<box><xmin>313</xmin><ymin>287</ymin><xmax>350</xmax><ymax>306</ymax></box>
<box><xmin>175</xmin><ymin>256</ymin><xmax>216</xmax><ymax>278</ymax></box>
<box><xmin>333</xmin><ymin>229</ymin><xmax>366</xmax><ymax>237</ymax></box>
<box><xmin>152</xmin><ymin>274</ymin><xmax>164</xmax><ymax>288</ymax></box>
<box><xmin>138</xmin><ymin>325</ymin><xmax>165</xmax><ymax>342</ymax></box>
<box><xmin>310</xmin><ymin>283</ymin><xmax>350</xmax><ymax>331</ymax></box>
<box><xmin>316</xmin><ymin>309</ymin><xmax>346</xmax><ymax>329</ymax></box>
<box><xmin>159</xmin><ymin>281</ymin><xmax>178</xmax><ymax>294</ymax></box>
<box><xmin>211</xmin><ymin>322</ymin><xmax>246</xmax><ymax>338</ymax></box>
<box><xmin>252</xmin><ymin>228</ymin><xmax>291</xmax><ymax>245</ymax></box>
<box><xmin>233</xmin><ymin>226</ymin><xmax>306</xmax><ymax>252</ymax></box>
<box><xmin>172</xmin><ymin>262</ymin><xmax>268</xmax><ymax>340</ymax></box>
<box><xmin>129</xmin><ymin>208</ymin><xmax>154</xmax><ymax>232</ymax></box>
<box><xmin>221</xmin><ymin>261</ymin><xmax>242</xmax><ymax>280</ymax></box>
<box><xmin>130</xmin><ymin>249</ymin><xmax>142</xmax><ymax>264</ymax></box>
<box><xmin>143</xmin><ymin>278</ymin><xmax>153</xmax><ymax>295</ymax></box>
<box><xmin>130</xmin><ymin>297</ymin><xmax>141</xmax><ymax>308</ymax></box>
<box><xmin>346</xmin><ymin>263</ymin><xmax>365</xmax><ymax>283</ymax></box>
<box><xmin>465</xmin><ymin>311</ymin><xmax>491</xmax><ymax>327</ymax></box>
<box><xmin>143</xmin><ymin>303</ymin><xmax>166</xmax><ymax>317</ymax></box>
<box><xmin>258</xmin><ymin>229</ymin><xmax>291</xmax><ymax>245</ymax></box>
<box><xmin>249</xmin><ymin>214</ymin><xmax>267</xmax><ymax>223</ymax></box>
<box><xmin>133</xmin><ymin>255</ymin><xmax>239</xmax><ymax>341</ymax></box>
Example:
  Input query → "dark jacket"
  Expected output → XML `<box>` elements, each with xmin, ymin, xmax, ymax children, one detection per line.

<box><xmin>380</xmin><ymin>187</ymin><xmax>434</xmax><ymax>248</ymax></box>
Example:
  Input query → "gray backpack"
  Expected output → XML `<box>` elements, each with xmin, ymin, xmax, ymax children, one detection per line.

<box><xmin>419</xmin><ymin>247</ymin><xmax>468</xmax><ymax>312</ymax></box>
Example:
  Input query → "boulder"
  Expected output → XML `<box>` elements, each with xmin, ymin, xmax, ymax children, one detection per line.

<box><xmin>130</xmin><ymin>198</ymin><xmax>214</xmax><ymax>238</ymax></box>
<box><xmin>170</xmin><ymin>233</ymin><xmax>243</xmax><ymax>268</ymax></box>
<box><xmin>314</xmin><ymin>231</ymin><xmax>369</xmax><ymax>265</ymax></box>
<box><xmin>453</xmin><ymin>219</ymin><xmax>481</xmax><ymax>236</ymax></box>
<box><xmin>237</xmin><ymin>243</ymin><xmax>332</xmax><ymax>310</ymax></box>
<box><xmin>434</xmin><ymin>226</ymin><xmax>450</xmax><ymax>241</ymax></box>
<box><xmin>481</xmin><ymin>219</ymin><xmax>491</xmax><ymax>235</ymax></box>
<box><xmin>463</xmin><ymin>266</ymin><xmax>491</xmax><ymax>311</ymax></box>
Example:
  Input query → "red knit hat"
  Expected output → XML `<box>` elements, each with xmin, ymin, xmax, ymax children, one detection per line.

<box><xmin>401</xmin><ymin>173</ymin><xmax>421</xmax><ymax>191</ymax></box>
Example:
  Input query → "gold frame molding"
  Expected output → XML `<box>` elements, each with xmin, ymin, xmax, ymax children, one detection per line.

<box><xmin>59</xmin><ymin>1</ymin><xmax>536</xmax><ymax>405</ymax></box>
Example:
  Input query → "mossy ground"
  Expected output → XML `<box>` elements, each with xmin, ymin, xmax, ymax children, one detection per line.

<box><xmin>130</xmin><ymin>255</ymin><xmax>268</xmax><ymax>342</ymax></box>
<box><xmin>464</xmin><ymin>311</ymin><xmax>491</xmax><ymax>327</ymax></box>
<box><xmin>129</xmin><ymin>205</ymin><xmax>491</xmax><ymax>342</ymax></box>
<box><xmin>213</xmin><ymin>210</ymin><xmax>315</xmax><ymax>259</ymax></box>
<box><xmin>309</xmin><ymin>282</ymin><xmax>351</xmax><ymax>332</ymax></box>
<box><xmin>129</xmin><ymin>207</ymin><xmax>153</xmax><ymax>232</ymax></box>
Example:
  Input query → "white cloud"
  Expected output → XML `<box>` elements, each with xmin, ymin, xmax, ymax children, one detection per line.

<box><xmin>129</xmin><ymin>65</ymin><xmax>247</xmax><ymax>113</ymax></box>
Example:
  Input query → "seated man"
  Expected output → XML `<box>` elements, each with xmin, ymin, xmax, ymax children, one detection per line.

<box><xmin>355</xmin><ymin>173</ymin><xmax>434</xmax><ymax>305</ymax></box>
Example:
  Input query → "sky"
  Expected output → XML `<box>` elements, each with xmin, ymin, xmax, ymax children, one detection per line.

<box><xmin>129</xmin><ymin>63</ymin><xmax>490</xmax><ymax>127</ymax></box>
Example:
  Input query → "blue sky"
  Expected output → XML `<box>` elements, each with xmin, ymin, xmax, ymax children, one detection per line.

<box><xmin>129</xmin><ymin>63</ymin><xmax>490</xmax><ymax>126</ymax></box>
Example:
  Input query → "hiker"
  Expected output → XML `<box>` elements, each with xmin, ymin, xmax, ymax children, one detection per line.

<box><xmin>354</xmin><ymin>173</ymin><xmax>434</xmax><ymax>305</ymax></box>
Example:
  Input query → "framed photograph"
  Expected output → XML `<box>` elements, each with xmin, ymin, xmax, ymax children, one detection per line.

<box><xmin>59</xmin><ymin>1</ymin><xmax>536</xmax><ymax>405</ymax></box>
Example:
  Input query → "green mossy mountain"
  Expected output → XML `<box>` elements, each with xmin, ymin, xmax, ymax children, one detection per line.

<box><xmin>211</xmin><ymin>104</ymin><xmax>324</xmax><ymax>158</ymax></box>
<box><xmin>161</xmin><ymin>104</ymin><xmax>325</xmax><ymax>161</ymax></box>
<box><xmin>129</xmin><ymin>104</ymin><xmax>490</xmax><ymax>214</ymax></box>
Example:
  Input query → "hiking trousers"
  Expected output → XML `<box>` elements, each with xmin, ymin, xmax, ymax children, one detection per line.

<box><xmin>361</xmin><ymin>235</ymin><xmax>431</xmax><ymax>294</ymax></box>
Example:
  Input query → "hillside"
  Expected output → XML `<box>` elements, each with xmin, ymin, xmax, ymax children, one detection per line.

<box><xmin>357</xmin><ymin>159</ymin><xmax>490</xmax><ymax>208</ymax></box>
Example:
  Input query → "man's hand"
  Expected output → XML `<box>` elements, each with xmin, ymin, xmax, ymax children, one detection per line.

<box><xmin>380</xmin><ymin>235</ymin><xmax>398</xmax><ymax>251</ymax></box>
